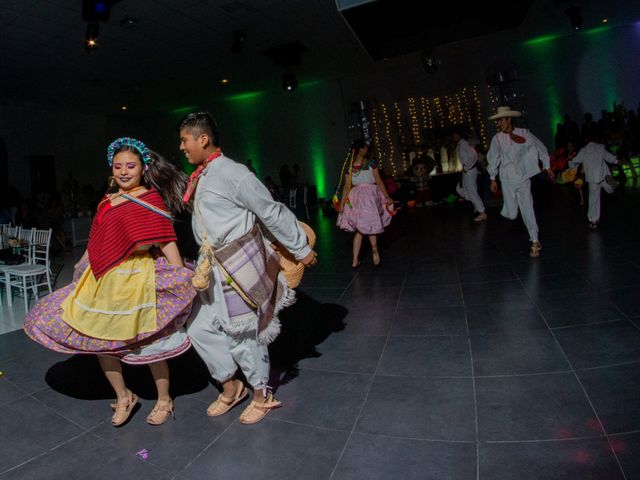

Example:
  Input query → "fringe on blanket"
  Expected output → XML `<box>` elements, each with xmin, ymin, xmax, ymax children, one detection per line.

<box><xmin>257</xmin><ymin>281</ymin><xmax>297</xmax><ymax>344</ymax></box>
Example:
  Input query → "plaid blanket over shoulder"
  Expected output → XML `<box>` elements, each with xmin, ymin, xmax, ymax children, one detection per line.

<box><xmin>213</xmin><ymin>223</ymin><xmax>295</xmax><ymax>344</ymax></box>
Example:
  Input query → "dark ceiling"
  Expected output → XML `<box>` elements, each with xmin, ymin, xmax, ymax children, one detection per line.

<box><xmin>1</xmin><ymin>0</ymin><xmax>636</xmax><ymax>113</ymax></box>
<box><xmin>340</xmin><ymin>0</ymin><xmax>536</xmax><ymax>61</ymax></box>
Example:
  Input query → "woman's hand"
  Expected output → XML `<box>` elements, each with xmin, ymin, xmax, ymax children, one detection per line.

<box><xmin>490</xmin><ymin>180</ymin><xmax>498</xmax><ymax>193</ymax></box>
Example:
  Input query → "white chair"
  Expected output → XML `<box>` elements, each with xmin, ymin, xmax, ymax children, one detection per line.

<box><xmin>0</xmin><ymin>227</ymin><xmax>32</xmax><ymax>305</ymax></box>
<box><xmin>17</xmin><ymin>227</ymin><xmax>36</xmax><ymax>263</ymax></box>
<box><xmin>2</xmin><ymin>225</ymin><xmax>21</xmax><ymax>239</ymax></box>
<box><xmin>287</xmin><ymin>186</ymin><xmax>310</xmax><ymax>220</ymax></box>
<box><xmin>4</xmin><ymin>228</ymin><xmax>53</xmax><ymax>313</ymax></box>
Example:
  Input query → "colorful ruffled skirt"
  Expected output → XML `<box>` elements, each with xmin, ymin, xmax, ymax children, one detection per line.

<box><xmin>337</xmin><ymin>183</ymin><xmax>392</xmax><ymax>234</ymax></box>
<box><xmin>23</xmin><ymin>255</ymin><xmax>196</xmax><ymax>365</ymax></box>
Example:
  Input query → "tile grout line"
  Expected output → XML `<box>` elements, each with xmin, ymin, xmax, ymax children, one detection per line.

<box><xmin>515</xmin><ymin>274</ymin><xmax>629</xmax><ymax>480</ymax></box>
<box><xmin>168</xmin><ymin>419</ymin><xmax>239</xmax><ymax>480</ymax></box>
<box><xmin>454</xmin><ymin>253</ymin><xmax>480</xmax><ymax>480</ymax></box>
<box><xmin>611</xmin><ymin>304</ymin><xmax>640</xmax><ymax>332</ymax></box>
<box><xmin>0</xmin><ymin>431</ymin><xmax>88</xmax><ymax>476</ymax></box>
<box><xmin>453</xmin><ymin>251</ymin><xmax>480</xmax><ymax>480</ymax></box>
<box><xmin>327</xmin><ymin>240</ymin><xmax>412</xmax><ymax>480</ymax></box>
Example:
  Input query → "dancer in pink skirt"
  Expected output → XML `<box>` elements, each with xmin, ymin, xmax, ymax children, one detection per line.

<box><xmin>337</xmin><ymin>139</ymin><xmax>393</xmax><ymax>267</ymax></box>
<box><xmin>24</xmin><ymin>137</ymin><xmax>196</xmax><ymax>427</ymax></box>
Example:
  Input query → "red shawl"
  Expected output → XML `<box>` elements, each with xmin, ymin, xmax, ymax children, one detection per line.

<box><xmin>88</xmin><ymin>189</ymin><xmax>177</xmax><ymax>279</ymax></box>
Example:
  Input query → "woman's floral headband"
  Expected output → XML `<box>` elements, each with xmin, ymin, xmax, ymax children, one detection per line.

<box><xmin>107</xmin><ymin>137</ymin><xmax>152</xmax><ymax>166</ymax></box>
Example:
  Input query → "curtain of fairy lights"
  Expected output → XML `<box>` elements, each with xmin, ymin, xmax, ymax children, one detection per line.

<box><xmin>371</xmin><ymin>85</ymin><xmax>489</xmax><ymax>176</ymax></box>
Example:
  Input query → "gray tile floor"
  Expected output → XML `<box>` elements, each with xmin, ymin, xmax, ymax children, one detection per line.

<box><xmin>1</xmin><ymin>183</ymin><xmax>640</xmax><ymax>479</ymax></box>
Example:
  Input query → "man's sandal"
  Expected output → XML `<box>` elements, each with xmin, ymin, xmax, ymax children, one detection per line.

<box><xmin>110</xmin><ymin>391</ymin><xmax>138</xmax><ymax>427</ymax></box>
<box><xmin>529</xmin><ymin>241</ymin><xmax>542</xmax><ymax>258</ymax></box>
<box><xmin>239</xmin><ymin>392</ymin><xmax>282</xmax><ymax>425</ymax></box>
<box><xmin>147</xmin><ymin>399</ymin><xmax>174</xmax><ymax>425</ymax></box>
<box><xmin>207</xmin><ymin>380</ymin><xmax>248</xmax><ymax>417</ymax></box>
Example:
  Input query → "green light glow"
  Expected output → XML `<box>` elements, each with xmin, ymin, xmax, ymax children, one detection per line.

<box><xmin>309</xmin><ymin>136</ymin><xmax>327</xmax><ymax>199</ymax></box>
<box><xmin>523</xmin><ymin>33</ymin><xmax>562</xmax><ymax>46</ymax></box>
<box><xmin>584</xmin><ymin>25</ymin><xmax>611</xmax><ymax>36</ymax></box>
<box><xmin>224</xmin><ymin>91</ymin><xmax>263</xmax><ymax>177</ymax></box>
<box><xmin>298</xmin><ymin>80</ymin><xmax>324</xmax><ymax>89</ymax></box>
<box><xmin>584</xmin><ymin>26</ymin><xmax>619</xmax><ymax>110</ymax></box>
<box><xmin>171</xmin><ymin>105</ymin><xmax>198</xmax><ymax>115</ymax></box>
<box><xmin>522</xmin><ymin>41</ymin><xmax>562</xmax><ymax>141</ymax></box>
<box><xmin>224</xmin><ymin>91</ymin><xmax>265</xmax><ymax>102</ymax></box>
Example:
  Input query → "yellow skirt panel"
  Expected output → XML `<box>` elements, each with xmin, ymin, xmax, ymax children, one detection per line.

<box><xmin>61</xmin><ymin>254</ymin><xmax>157</xmax><ymax>340</ymax></box>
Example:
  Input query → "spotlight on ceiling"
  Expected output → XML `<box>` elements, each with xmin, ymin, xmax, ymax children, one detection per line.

<box><xmin>420</xmin><ymin>51</ymin><xmax>441</xmax><ymax>74</ymax></box>
<box><xmin>85</xmin><ymin>22</ymin><xmax>99</xmax><ymax>51</ymax></box>
<box><xmin>565</xmin><ymin>6</ymin><xmax>582</xmax><ymax>30</ymax></box>
<box><xmin>82</xmin><ymin>0</ymin><xmax>115</xmax><ymax>22</ymax></box>
<box><xmin>282</xmin><ymin>72</ymin><xmax>298</xmax><ymax>92</ymax></box>
<box><xmin>120</xmin><ymin>17</ymin><xmax>138</xmax><ymax>29</ymax></box>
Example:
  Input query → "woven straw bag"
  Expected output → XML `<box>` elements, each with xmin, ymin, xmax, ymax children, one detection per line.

<box><xmin>273</xmin><ymin>222</ymin><xmax>316</xmax><ymax>288</ymax></box>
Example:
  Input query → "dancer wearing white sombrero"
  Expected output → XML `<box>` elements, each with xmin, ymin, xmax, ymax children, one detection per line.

<box><xmin>487</xmin><ymin>106</ymin><xmax>552</xmax><ymax>258</ymax></box>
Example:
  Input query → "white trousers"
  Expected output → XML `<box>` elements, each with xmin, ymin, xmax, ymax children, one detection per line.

<box><xmin>500</xmin><ymin>178</ymin><xmax>539</xmax><ymax>242</ymax></box>
<box><xmin>587</xmin><ymin>180</ymin><xmax>614</xmax><ymax>223</ymax></box>
<box><xmin>456</xmin><ymin>169</ymin><xmax>485</xmax><ymax>213</ymax></box>
<box><xmin>187</xmin><ymin>272</ymin><xmax>270</xmax><ymax>389</ymax></box>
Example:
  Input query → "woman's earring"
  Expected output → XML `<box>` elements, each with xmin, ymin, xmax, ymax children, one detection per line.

<box><xmin>107</xmin><ymin>176</ymin><xmax>116</xmax><ymax>188</ymax></box>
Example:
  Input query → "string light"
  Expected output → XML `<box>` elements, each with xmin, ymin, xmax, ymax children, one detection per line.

<box><xmin>473</xmin><ymin>85</ymin><xmax>489</xmax><ymax>149</ymax></box>
<box><xmin>393</xmin><ymin>102</ymin><xmax>408</xmax><ymax>171</ymax></box>
<box><xmin>380</xmin><ymin>103</ymin><xmax>396</xmax><ymax>176</ymax></box>
<box><xmin>367</xmin><ymin>85</ymin><xmax>490</xmax><ymax>176</ymax></box>
<box><xmin>371</xmin><ymin>104</ymin><xmax>384</xmax><ymax>171</ymax></box>
<box><xmin>420</xmin><ymin>96</ymin><xmax>428</xmax><ymax>136</ymax></box>
<box><xmin>408</xmin><ymin>97</ymin><xmax>421</xmax><ymax>146</ymax></box>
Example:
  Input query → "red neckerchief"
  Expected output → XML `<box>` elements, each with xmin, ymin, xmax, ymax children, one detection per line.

<box><xmin>182</xmin><ymin>151</ymin><xmax>222</xmax><ymax>203</ymax></box>
<box><xmin>505</xmin><ymin>129</ymin><xmax>526</xmax><ymax>144</ymax></box>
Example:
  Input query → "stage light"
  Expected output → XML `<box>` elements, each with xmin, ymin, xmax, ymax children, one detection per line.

<box><xmin>85</xmin><ymin>22</ymin><xmax>99</xmax><ymax>51</ymax></box>
<box><xmin>565</xmin><ymin>6</ymin><xmax>582</xmax><ymax>30</ymax></box>
<box><xmin>282</xmin><ymin>72</ymin><xmax>297</xmax><ymax>92</ymax></box>
<box><xmin>82</xmin><ymin>0</ymin><xmax>114</xmax><ymax>22</ymax></box>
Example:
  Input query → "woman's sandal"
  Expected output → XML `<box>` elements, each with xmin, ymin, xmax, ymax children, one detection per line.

<box><xmin>207</xmin><ymin>380</ymin><xmax>248</xmax><ymax>417</ymax></box>
<box><xmin>529</xmin><ymin>241</ymin><xmax>542</xmax><ymax>258</ymax></box>
<box><xmin>146</xmin><ymin>399</ymin><xmax>174</xmax><ymax>426</ymax></box>
<box><xmin>239</xmin><ymin>392</ymin><xmax>282</xmax><ymax>425</ymax></box>
<box><xmin>110</xmin><ymin>391</ymin><xmax>138</xmax><ymax>427</ymax></box>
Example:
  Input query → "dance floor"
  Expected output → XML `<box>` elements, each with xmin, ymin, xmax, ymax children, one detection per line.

<box><xmin>1</xmin><ymin>183</ymin><xmax>640</xmax><ymax>479</ymax></box>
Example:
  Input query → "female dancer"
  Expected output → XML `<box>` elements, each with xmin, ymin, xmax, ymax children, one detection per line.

<box><xmin>336</xmin><ymin>139</ymin><xmax>393</xmax><ymax>267</ymax></box>
<box><xmin>24</xmin><ymin>137</ymin><xmax>196</xmax><ymax>426</ymax></box>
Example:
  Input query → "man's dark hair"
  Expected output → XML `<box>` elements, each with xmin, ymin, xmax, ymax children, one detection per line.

<box><xmin>178</xmin><ymin>112</ymin><xmax>220</xmax><ymax>147</ymax></box>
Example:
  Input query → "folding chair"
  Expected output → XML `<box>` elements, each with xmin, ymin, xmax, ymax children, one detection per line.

<box><xmin>4</xmin><ymin>228</ymin><xmax>53</xmax><ymax>313</ymax></box>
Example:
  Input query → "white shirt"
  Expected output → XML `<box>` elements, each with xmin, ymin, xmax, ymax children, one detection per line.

<box><xmin>569</xmin><ymin>142</ymin><xmax>618</xmax><ymax>184</ymax></box>
<box><xmin>456</xmin><ymin>139</ymin><xmax>477</xmax><ymax>172</ymax></box>
<box><xmin>192</xmin><ymin>155</ymin><xmax>312</xmax><ymax>260</ymax></box>
<box><xmin>487</xmin><ymin>128</ymin><xmax>550</xmax><ymax>182</ymax></box>
<box><xmin>351</xmin><ymin>165</ymin><xmax>376</xmax><ymax>186</ymax></box>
